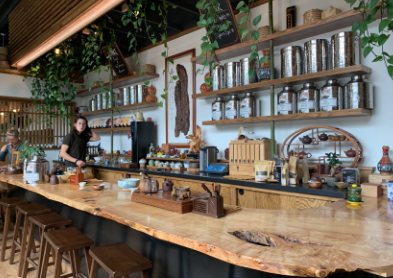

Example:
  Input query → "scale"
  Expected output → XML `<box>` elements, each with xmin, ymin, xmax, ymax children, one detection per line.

<box><xmin>204</xmin><ymin>163</ymin><xmax>229</xmax><ymax>174</ymax></box>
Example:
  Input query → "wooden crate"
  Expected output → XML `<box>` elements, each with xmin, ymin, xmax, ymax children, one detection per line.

<box><xmin>229</xmin><ymin>140</ymin><xmax>272</xmax><ymax>176</ymax></box>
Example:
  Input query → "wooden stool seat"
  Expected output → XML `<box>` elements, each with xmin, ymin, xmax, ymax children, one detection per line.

<box><xmin>40</xmin><ymin>227</ymin><xmax>93</xmax><ymax>278</ymax></box>
<box><xmin>21</xmin><ymin>213</ymin><xmax>73</xmax><ymax>278</ymax></box>
<box><xmin>89</xmin><ymin>243</ymin><xmax>152</xmax><ymax>278</ymax></box>
<box><xmin>10</xmin><ymin>203</ymin><xmax>51</xmax><ymax>275</ymax></box>
<box><xmin>0</xmin><ymin>198</ymin><xmax>30</xmax><ymax>261</ymax></box>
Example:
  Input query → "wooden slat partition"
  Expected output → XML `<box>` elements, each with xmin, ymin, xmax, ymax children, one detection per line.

<box><xmin>0</xmin><ymin>97</ymin><xmax>75</xmax><ymax>149</ymax></box>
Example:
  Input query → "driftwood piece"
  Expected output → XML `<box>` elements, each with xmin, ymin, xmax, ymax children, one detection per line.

<box><xmin>174</xmin><ymin>64</ymin><xmax>190</xmax><ymax>137</ymax></box>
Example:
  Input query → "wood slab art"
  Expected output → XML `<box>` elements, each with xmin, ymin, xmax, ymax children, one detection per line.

<box><xmin>131</xmin><ymin>189</ymin><xmax>210</xmax><ymax>214</ymax></box>
<box><xmin>174</xmin><ymin>64</ymin><xmax>190</xmax><ymax>137</ymax></box>
<box><xmin>2</xmin><ymin>173</ymin><xmax>393</xmax><ymax>277</ymax></box>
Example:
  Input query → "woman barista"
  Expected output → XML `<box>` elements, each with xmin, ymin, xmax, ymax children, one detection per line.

<box><xmin>60</xmin><ymin>116</ymin><xmax>100</xmax><ymax>168</ymax></box>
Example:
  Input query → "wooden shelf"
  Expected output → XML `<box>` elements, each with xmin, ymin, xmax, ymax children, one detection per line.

<box><xmin>92</xmin><ymin>127</ymin><xmax>129</xmax><ymax>132</ymax></box>
<box><xmin>202</xmin><ymin>108</ymin><xmax>372</xmax><ymax>125</ymax></box>
<box><xmin>78</xmin><ymin>102</ymin><xmax>158</xmax><ymax>116</ymax></box>
<box><xmin>77</xmin><ymin>73</ymin><xmax>159</xmax><ymax>97</ymax></box>
<box><xmin>191</xmin><ymin>9</ymin><xmax>382</xmax><ymax>64</ymax></box>
<box><xmin>193</xmin><ymin>65</ymin><xmax>371</xmax><ymax>99</ymax></box>
<box><xmin>145</xmin><ymin>157</ymin><xmax>229</xmax><ymax>163</ymax></box>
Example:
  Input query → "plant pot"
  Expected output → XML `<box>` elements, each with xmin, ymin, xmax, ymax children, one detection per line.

<box><xmin>327</xmin><ymin>176</ymin><xmax>338</xmax><ymax>187</ymax></box>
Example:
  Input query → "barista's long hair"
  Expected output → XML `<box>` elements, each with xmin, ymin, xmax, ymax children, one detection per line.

<box><xmin>71</xmin><ymin>116</ymin><xmax>92</xmax><ymax>137</ymax></box>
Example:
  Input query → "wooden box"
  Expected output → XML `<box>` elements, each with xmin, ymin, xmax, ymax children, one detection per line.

<box><xmin>361</xmin><ymin>183</ymin><xmax>382</xmax><ymax>198</ymax></box>
<box><xmin>229</xmin><ymin>140</ymin><xmax>272</xmax><ymax>176</ymax></box>
<box><xmin>368</xmin><ymin>173</ymin><xmax>393</xmax><ymax>185</ymax></box>
<box><xmin>131</xmin><ymin>189</ymin><xmax>210</xmax><ymax>214</ymax></box>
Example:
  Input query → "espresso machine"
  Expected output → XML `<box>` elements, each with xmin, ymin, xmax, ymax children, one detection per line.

<box><xmin>199</xmin><ymin>146</ymin><xmax>229</xmax><ymax>174</ymax></box>
<box><xmin>130</xmin><ymin>122</ymin><xmax>155</xmax><ymax>163</ymax></box>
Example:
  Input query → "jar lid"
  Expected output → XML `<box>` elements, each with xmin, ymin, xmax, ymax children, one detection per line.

<box><xmin>326</xmin><ymin>79</ymin><xmax>338</xmax><ymax>85</ymax></box>
<box><xmin>215</xmin><ymin>97</ymin><xmax>224</xmax><ymax>101</ymax></box>
<box><xmin>352</xmin><ymin>184</ymin><xmax>357</xmax><ymax>188</ymax></box>
<box><xmin>331</xmin><ymin>31</ymin><xmax>352</xmax><ymax>40</ymax></box>
<box><xmin>303</xmin><ymin>82</ymin><xmax>316</xmax><ymax>88</ymax></box>
<box><xmin>224</xmin><ymin>62</ymin><xmax>239</xmax><ymax>66</ymax></box>
<box><xmin>229</xmin><ymin>94</ymin><xmax>240</xmax><ymax>100</ymax></box>
<box><xmin>350</xmin><ymin>75</ymin><xmax>363</xmax><ymax>82</ymax></box>
<box><xmin>245</xmin><ymin>92</ymin><xmax>254</xmax><ymax>97</ymax></box>
<box><xmin>283</xmin><ymin>86</ymin><xmax>294</xmax><ymax>91</ymax></box>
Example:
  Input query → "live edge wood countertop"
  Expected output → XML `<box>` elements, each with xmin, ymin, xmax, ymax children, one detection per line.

<box><xmin>2</xmin><ymin>173</ymin><xmax>393</xmax><ymax>278</ymax></box>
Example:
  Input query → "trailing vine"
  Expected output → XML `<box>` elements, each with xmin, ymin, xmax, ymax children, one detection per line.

<box><xmin>346</xmin><ymin>0</ymin><xmax>393</xmax><ymax>79</ymax></box>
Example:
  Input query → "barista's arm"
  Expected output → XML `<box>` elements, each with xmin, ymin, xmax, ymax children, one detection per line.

<box><xmin>0</xmin><ymin>144</ymin><xmax>8</xmax><ymax>162</ymax></box>
<box><xmin>60</xmin><ymin>145</ymin><xmax>86</xmax><ymax>167</ymax></box>
<box><xmin>89</xmin><ymin>131</ymin><xmax>101</xmax><ymax>142</ymax></box>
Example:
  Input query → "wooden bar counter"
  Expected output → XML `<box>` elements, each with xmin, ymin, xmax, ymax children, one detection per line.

<box><xmin>1</xmin><ymin>173</ymin><xmax>393</xmax><ymax>278</ymax></box>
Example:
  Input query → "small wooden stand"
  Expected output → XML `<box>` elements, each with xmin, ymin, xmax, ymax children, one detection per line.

<box><xmin>192</xmin><ymin>196</ymin><xmax>225</xmax><ymax>218</ymax></box>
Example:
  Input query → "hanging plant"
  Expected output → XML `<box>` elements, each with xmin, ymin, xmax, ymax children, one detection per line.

<box><xmin>345</xmin><ymin>0</ymin><xmax>393</xmax><ymax>79</ymax></box>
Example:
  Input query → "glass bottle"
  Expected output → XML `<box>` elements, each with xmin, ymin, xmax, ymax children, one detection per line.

<box><xmin>378</xmin><ymin>146</ymin><xmax>393</xmax><ymax>175</ymax></box>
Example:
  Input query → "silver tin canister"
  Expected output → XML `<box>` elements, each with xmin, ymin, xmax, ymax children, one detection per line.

<box><xmin>240</xmin><ymin>92</ymin><xmax>256</xmax><ymax>118</ymax></box>
<box><xmin>225</xmin><ymin>62</ymin><xmax>241</xmax><ymax>88</ymax></box>
<box><xmin>344</xmin><ymin>75</ymin><xmax>374</xmax><ymax>109</ymax></box>
<box><xmin>89</xmin><ymin>98</ymin><xmax>96</xmax><ymax>112</ymax></box>
<box><xmin>281</xmin><ymin>46</ymin><xmax>303</xmax><ymax>78</ymax></box>
<box><xmin>298</xmin><ymin>82</ymin><xmax>319</xmax><ymax>113</ymax></box>
<box><xmin>121</xmin><ymin>87</ymin><xmax>130</xmax><ymax>105</ymax></box>
<box><xmin>304</xmin><ymin>39</ymin><xmax>329</xmax><ymax>73</ymax></box>
<box><xmin>320</xmin><ymin>79</ymin><xmax>344</xmax><ymax>111</ymax></box>
<box><xmin>331</xmin><ymin>31</ymin><xmax>356</xmax><ymax>69</ymax></box>
<box><xmin>102</xmin><ymin>91</ymin><xmax>113</xmax><ymax>109</ymax></box>
<box><xmin>136</xmin><ymin>85</ymin><xmax>146</xmax><ymax>103</ymax></box>
<box><xmin>130</xmin><ymin>86</ymin><xmax>136</xmax><ymax>104</ymax></box>
<box><xmin>95</xmin><ymin>94</ymin><xmax>102</xmax><ymax>110</ymax></box>
<box><xmin>240</xmin><ymin>58</ymin><xmax>259</xmax><ymax>86</ymax></box>
<box><xmin>211</xmin><ymin>65</ymin><xmax>226</xmax><ymax>91</ymax></box>
<box><xmin>278</xmin><ymin>86</ymin><xmax>297</xmax><ymax>115</ymax></box>
<box><xmin>102</xmin><ymin>92</ymin><xmax>107</xmax><ymax>109</ymax></box>
<box><xmin>226</xmin><ymin>94</ymin><xmax>240</xmax><ymax>119</ymax></box>
<box><xmin>212</xmin><ymin>97</ymin><xmax>225</xmax><ymax>121</ymax></box>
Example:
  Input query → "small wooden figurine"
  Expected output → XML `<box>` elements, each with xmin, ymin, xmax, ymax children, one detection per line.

<box><xmin>185</xmin><ymin>125</ymin><xmax>206</xmax><ymax>153</ymax></box>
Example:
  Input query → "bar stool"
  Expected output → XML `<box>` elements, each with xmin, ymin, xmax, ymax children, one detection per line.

<box><xmin>21</xmin><ymin>212</ymin><xmax>73</xmax><ymax>278</ymax></box>
<box><xmin>10</xmin><ymin>203</ymin><xmax>51</xmax><ymax>276</ymax></box>
<box><xmin>0</xmin><ymin>198</ymin><xmax>30</xmax><ymax>261</ymax></box>
<box><xmin>89</xmin><ymin>243</ymin><xmax>152</xmax><ymax>278</ymax></box>
<box><xmin>40</xmin><ymin>227</ymin><xmax>93</xmax><ymax>278</ymax></box>
<box><xmin>0</xmin><ymin>189</ymin><xmax>8</xmax><ymax>225</ymax></box>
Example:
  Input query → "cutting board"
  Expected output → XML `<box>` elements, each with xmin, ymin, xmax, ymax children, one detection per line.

<box><xmin>131</xmin><ymin>189</ymin><xmax>210</xmax><ymax>214</ymax></box>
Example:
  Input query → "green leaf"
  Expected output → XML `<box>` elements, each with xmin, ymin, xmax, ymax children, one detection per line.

<box><xmin>352</xmin><ymin>21</ymin><xmax>361</xmax><ymax>32</ymax></box>
<box><xmin>370</xmin><ymin>32</ymin><xmax>379</xmax><ymax>42</ymax></box>
<box><xmin>138</xmin><ymin>18</ymin><xmax>142</xmax><ymax>26</ymax></box>
<box><xmin>358</xmin><ymin>22</ymin><xmax>368</xmax><ymax>35</ymax></box>
<box><xmin>259</xmin><ymin>56</ymin><xmax>268</xmax><ymax>64</ymax></box>
<box><xmin>238</xmin><ymin>16</ymin><xmax>247</xmax><ymax>26</ymax></box>
<box><xmin>250</xmin><ymin>52</ymin><xmax>258</xmax><ymax>61</ymax></box>
<box><xmin>379</xmin><ymin>19</ymin><xmax>391</xmax><ymax>32</ymax></box>
<box><xmin>211</xmin><ymin>40</ymin><xmax>219</xmax><ymax>49</ymax></box>
<box><xmin>197</xmin><ymin>19</ymin><xmax>207</xmax><ymax>27</ymax></box>
<box><xmin>160</xmin><ymin>94</ymin><xmax>166</xmax><ymax>99</ymax></box>
<box><xmin>387</xmin><ymin>56</ymin><xmax>393</xmax><ymax>64</ymax></box>
<box><xmin>345</xmin><ymin>0</ymin><xmax>357</xmax><ymax>7</ymax></box>
<box><xmin>387</xmin><ymin>0</ymin><xmax>393</xmax><ymax>9</ymax></box>
<box><xmin>368</xmin><ymin>0</ymin><xmax>379</xmax><ymax>10</ymax></box>
<box><xmin>161</xmin><ymin>51</ymin><xmax>166</xmax><ymax>57</ymax></box>
<box><xmin>201</xmin><ymin>36</ymin><xmax>208</xmax><ymax>41</ymax></box>
<box><xmin>251</xmin><ymin>30</ymin><xmax>259</xmax><ymax>41</ymax></box>
<box><xmin>150</xmin><ymin>3</ymin><xmax>155</xmax><ymax>10</ymax></box>
<box><xmin>172</xmin><ymin>75</ymin><xmax>178</xmax><ymax>80</ymax></box>
<box><xmin>236</xmin><ymin>1</ymin><xmax>245</xmax><ymax>9</ymax></box>
<box><xmin>252</xmin><ymin>14</ymin><xmax>261</xmax><ymax>26</ymax></box>
<box><xmin>157</xmin><ymin>101</ymin><xmax>164</xmax><ymax>108</ymax></box>
<box><xmin>196</xmin><ymin>0</ymin><xmax>205</xmax><ymax>9</ymax></box>
<box><xmin>248</xmin><ymin>69</ymin><xmax>255</xmax><ymax>79</ymax></box>
<box><xmin>378</xmin><ymin>34</ymin><xmax>390</xmax><ymax>46</ymax></box>
<box><xmin>144</xmin><ymin>81</ymin><xmax>150</xmax><ymax>86</ymax></box>
<box><xmin>372</xmin><ymin>56</ymin><xmax>383</xmax><ymax>62</ymax></box>
<box><xmin>251</xmin><ymin>45</ymin><xmax>257</xmax><ymax>53</ymax></box>
<box><xmin>361</xmin><ymin>36</ymin><xmax>369</xmax><ymax>48</ymax></box>
<box><xmin>241</xmin><ymin>29</ymin><xmax>249</xmax><ymax>41</ymax></box>
<box><xmin>169</xmin><ymin>58</ymin><xmax>174</xmax><ymax>64</ymax></box>
<box><xmin>202</xmin><ymin>60</ymin><xmax>208</xmax><ymax>66</ymax></box>
<box><xmin>389</xmin><ymin>65</ymin><xmax>393</xmax><ymax>78</ymax></box>
<box><xmin>239</xmin><ymin>7</ymin><xmax>249</xmax><ymax>14</ymax></box>
<box><xmin>363</xmin><ymin>46</ymin><xmax>373</xmax><ymax>57</ymax></box>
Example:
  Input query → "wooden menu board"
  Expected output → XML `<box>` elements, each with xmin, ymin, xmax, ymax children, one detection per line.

<box><xmin>102</xmin><ymin>43</ymin><xmax>132</xmax><ymax>78</ymax></box>
<box><xmin>200</xmin><ymin>0</ymin><xmax>241</xmax><ymax>49</ymax></box>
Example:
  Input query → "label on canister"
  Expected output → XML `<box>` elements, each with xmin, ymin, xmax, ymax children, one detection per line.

<box><xmin>226</xmin><ymin>100</ymin><xmax>237</xmax><ymax>119</ymax></box>
<box><xmin>278</xmin><ymin>93</ymin><xmax>293</xmax><ymax>114</ymax></box>
<box><xmin>298</xmin><ymin>100</ymin><xmax>315</xmax><ymax>113</ymax></box>
<box><xmin>320</xmin><ymin>88</ymin><xmax>337</xmax><ymax>111</ymax></box>
<box><xmin>240</xmin><ymin>98</ymin><xmax>252</xmax><ymax>118</ymax></box>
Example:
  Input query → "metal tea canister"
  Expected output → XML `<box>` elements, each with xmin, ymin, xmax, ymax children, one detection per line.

<box><xmin>121</xmin><ymin>87</ymin><xmax>130</xmax><ymax>105</ymax></box>
<box><xmin>331</xmin><ymin>31</ymin><xmax>356</xmax><ymax>69</ymax></box>
<box><xmin>212</xmin><ymin>97</ymin><xmax>225</xmax><ymax>121</ymax></box>
<box><xmin>298</xmin><ymin>82</ymin><xmax>319</xmax><ymax>113</ymax></box>
<box><xmin>211</xmin><ymin>65</ymin><xmax>226</xmax><ymax>91</ymax></box>
<box><xmin>348</xmin><ymin>184</ymin><xmax>362</xmax><ymax>203</ymax></box>
<box><xmin>344</xmin><ymin>75</ymin><xmax>374</xmax><ymax>109</ymax></box>
<box><xmin>89</xmin><ymin>98</ymin><xmax>96</xmax><ymax>112</ymax></box>
<box><xmin>225</xmin><ymin>62</ymin><xmax>241</xmax><ymax>88</ymax></box>
<box><xmin>136</xmin><ymin>85</ymin><xmax>146</xmax><ymax>103</ymax></box>
<box><xmin>226</xmin><ymin>94</ymin><xmax>240</xmax><ymax>119</ymax></box>
<box><xmin>278</xmin><ymin>86</ymin><xmax>297</xmax><ymax>115</ymax></box>
<box><xmin>319</xmin><ymin>79</ymin><xmax>344</xmax><ymax>111</ymax></box>
<box><xmin>257</xmin><ymin>50</ymin><xmax>277</xmax><ymax>80</ymax></box>
<box><xmin>95</xmin><ymin>94</ymin><xmax>102</xmax><ymax>110</ymax></box>
<box><xmin>130</xmin><ymin>86</ymin><xmax>136</xmax><ymax>104</ymax></box>
<box><xmin>281</xmin><ymin>46</ymin><xmax>303</xmax><ymax>78</ymax></box>
<box><xmin>240</xmin><ymin>57</ymin><xmax>259</xmax><ymax>86</ymax></box>
<box><xmin>240</xmin><ymin>92</ymin><xmax>256</xmax><ymax>118</ymax></box>
<box><xmin>304</xmin><ymin>39</ymin><xmax>329</xmax><ymax>73</ymax></box>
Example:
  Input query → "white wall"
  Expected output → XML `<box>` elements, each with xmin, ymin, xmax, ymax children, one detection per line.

<box><xmin>2</xmin><ymin>0</ymin><xmax>392</xmax><ymax>170</ymax></box>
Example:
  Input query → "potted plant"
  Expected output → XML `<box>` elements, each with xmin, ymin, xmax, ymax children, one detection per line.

<box><xmin>20</xmin><ymin>143</ymin><xmax>47</xmax><ymax>174</ymax></box>
<box><xmin>325</xmin><ymin>152</ymin><xmax>342</xmax><ymax>186</ymax></box>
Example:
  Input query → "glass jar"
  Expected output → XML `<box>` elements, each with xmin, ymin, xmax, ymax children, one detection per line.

<box><xmin>240</xmin><ymin>92</ymin><xmax>256</xmax><ymax>118</ymax></box>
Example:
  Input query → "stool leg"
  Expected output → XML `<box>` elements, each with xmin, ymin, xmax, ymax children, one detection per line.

<box><xmin>69</xmin><ymin>250</ymin><xmax>78</xmax><ymax>278</ymax></box>
<box><xmin>84</xmin><ymin>247</ymin><xmax>92</xmax><ymax>277</ymax></box>
<box><xmin>36</xmin><ymin>228</ymin><xmax>45</xmax><ymax>278</ymax></box>
<box><xmin>89</xmin><ymin>259</ymin><xmax>98</xmax><ymax>278</ymax></box>
<box><xmin>9</xmin><ymin>209</ymin><xmax>22</xmax><ymax>264</ymax></box>
<box><xmin>1</xmin><ymin>207</ymin><xmax>11</xmax><ymax>261</ymax></box>
<box><xmin>21</xmin><ymin>221</ymin><xmax>35</xmax><ymax>278</ymax></box>
<box><xmin>39</xmin><ymin>240</ymin><xmax>51</xmax><ymax>278</ymax></box>
<box><xmin>140</xmin><ymin>270</ymin><xmax>149</xmax><ymax>278</ymax></box>
<box><xmin>18</xmin><ymin>217</ymin><xmax>30</xmax><ymax>276</ymax></box>
<box><xmin>53</xmin><ymin>252</ymin><xmax>63</xmax><ymax>278</ymax></box>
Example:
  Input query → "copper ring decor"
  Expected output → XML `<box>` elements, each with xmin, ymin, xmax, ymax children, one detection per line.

<box><xmin>281</xmin><ymin>126</ymin><xmax>363</xmax><ymax>170</ymax></box>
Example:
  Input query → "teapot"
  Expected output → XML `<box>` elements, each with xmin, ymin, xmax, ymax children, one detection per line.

<box><xmin>288</xmin><ymin>150</ymin><xmax>296</xmax><ymax>157</ymax></box>
<box><xmin>131</xmin><ymin>110</ymin><xmax>145</xmax><ymax>122</ymax></box>
<box><xmin>297</xmin><ymin>151</ymin><xmax>312</xmax><ymax>159</ymax></box>
<box><xmin>344</xmin><ymin>148</ymin><xmax>356</xmax><ymax>157</ymax></box>
<box><xmin>299</xmin><ymin>135</ymin><xmax>315</xmax><ymax>144</ymax></box>
<box><xmin>162</xmin><ymin>179</ymin><xmax>174</xmax><ymax>192</ymax></box>
<box><xmin>318</xmin><ymin>133</ymin><xmax>328</xmax><ymax>141</ymax></box>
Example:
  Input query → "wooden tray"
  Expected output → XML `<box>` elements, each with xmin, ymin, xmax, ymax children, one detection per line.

<box><xmin>131</xmin><ymin>189</ymin><xmax>210</xmax><ymax>214</ymax></box>
<box><xmin>146</xmin><ymin>165</ymin><xmax>171</xmax><ymax>171</ymax></box>
<box><xmin>120</xmin><ymin>163</ymin><xmax>137</xmax><ymax>168</ymax></box>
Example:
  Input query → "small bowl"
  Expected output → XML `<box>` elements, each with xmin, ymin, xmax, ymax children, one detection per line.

<box><xmin>92</xmin><ymin>184</ymin><xmax>104</xmax><ymax>191</ymax></box>
<box><xmin>334</xmin><ymin>182</ymin><xmax>351</xmax><ymax>188</ymax></box>
<box><xmin>94</xmin><ymin>157</ymin><xmax>105</xmax><ymax>163</ymax></box>
<box><xmin>189</xmin><ymin>163</ymin><xmax>199</xmax><ymax>169</ymax></box>
<box><xmin>118</xmin><ymin>178</ymin><xmax>140</xmax><ymax>189</ymax></box>
<box><xmin>309</xmin><ymin>181</ymin><xmax>322</xmax><ymax>188</ymax></box>
<box><xmin>79</xmin><ymin>182</ymin><xmax>87</xmax><ymax>187</ymax></box>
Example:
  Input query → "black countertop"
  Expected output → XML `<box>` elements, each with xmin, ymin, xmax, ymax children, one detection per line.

<box><xmin>76</xmin><ymin>162</ymin><xmax>347</xmax><ymax>199</ymax></box>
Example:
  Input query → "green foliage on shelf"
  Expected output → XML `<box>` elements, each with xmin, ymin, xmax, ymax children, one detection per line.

<box><xmin>345</xmin><ymin>0</ymin><xmax>393</xmax><ymax>79</ymax></box>
<box><xmin>325</xmin><ymin>152</ymin><xmax>343</xmax><ymax>167</ymax></box>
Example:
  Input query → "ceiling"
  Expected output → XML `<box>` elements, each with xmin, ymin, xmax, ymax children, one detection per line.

<box><xmin>0</xmin><ymin>0</ymin><xmax>263</xmax><ymax>68</ymax></box>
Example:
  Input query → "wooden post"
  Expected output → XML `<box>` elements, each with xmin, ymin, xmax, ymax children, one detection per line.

<box><xmin>269</xmin><ymin>0</ymin><xmax>275</xmax><ymax>156</ymax></box>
